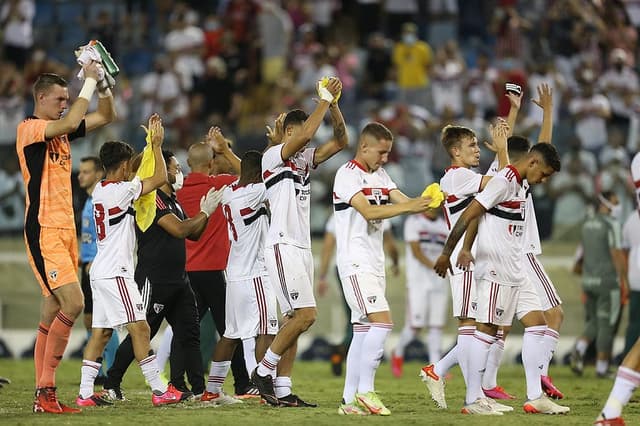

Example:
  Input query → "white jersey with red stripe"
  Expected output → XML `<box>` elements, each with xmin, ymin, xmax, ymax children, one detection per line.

<box><xmin>90</xmin><ymin>177</ymin><xmax>142</xmax><ymax>280</ymax></box>
<box><xmin>404</xmin><ymin>213</ymin><xmax>448</xmax><ymax>282</ymax></box>
<box><xmin>439</xmin><ymin>166</ymin><xmax>483</xmax><ymax>274</ymax></box>
<box><xmin>488</xmin><ymin>159</ymin><xmax>541</xmax><ymax>255</ymax></box>
<box><xmin>262</xmin><ymin>143</ymin><xmax>316</xmax><ymax>249</ymax></box>
<box><xmin>474</xmin><ymin>165</ymin><xmax>527</xmax><ymax>286</ymax></box>
<box><xmin>222</xmin><ymin>181</ymin><xmax>269</xmax><ymax>280</ymax></box>
<box><xmin>333</xmin><ymin>159</ymin><xmax>398</xmax><ymax>277</ymax></box>
<box><xmin>632</xmin><ymin>152</ymin><xmax>640</xmax><ymax>208</ymax></box>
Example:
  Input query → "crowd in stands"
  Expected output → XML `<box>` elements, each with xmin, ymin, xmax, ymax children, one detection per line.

<box><xmin>1</xmin><ymin>0</ymin><xmax>639</xmax><ymax>236</ymax></box>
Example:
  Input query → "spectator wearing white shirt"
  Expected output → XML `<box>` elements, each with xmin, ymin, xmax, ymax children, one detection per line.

<box><xmin>598</xmin><ymin>48</ymin><xmax>639</xmax><ymax>133</ymax></box>
<box><xmin>568</xmin><ymin>76</ymin><xmax>611</xmax><ymax>158</ymax></box>
<box><xmin>0</xmin><ymin>0</ymin><xmax>35</xmax><ymax>68</ymax></box>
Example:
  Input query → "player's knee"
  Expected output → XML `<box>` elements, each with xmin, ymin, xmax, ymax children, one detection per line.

<box><xmin>296</xmin><ymin>309</ymin><xmax>317</xmax><ymax>331</ymax></box>
<box><xmin>128</xmin><ymin>320</ymin><xmax>150</xmax><ymax>341</ymax></box>
<box><xmin>62</xmin><ymin>299</ymin><xmax>84</xmax><ymax>318</ymax></box>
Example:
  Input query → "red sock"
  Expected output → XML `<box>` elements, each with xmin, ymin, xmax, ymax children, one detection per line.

<box><xmin>34</xmin><ymin>323</ymin><xmax>49</xmax><ymax>388</ymax></box>
<box><xmin>39</xmin><ymin>312</ymin><xmax>74</xmax><ymax>388</ymax></box>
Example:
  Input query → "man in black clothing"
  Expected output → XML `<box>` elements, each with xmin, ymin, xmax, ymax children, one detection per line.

<box><xmin>103</xmin><ymin>150</ymin><xmax>223</xmax><ymax>400</ymax></box>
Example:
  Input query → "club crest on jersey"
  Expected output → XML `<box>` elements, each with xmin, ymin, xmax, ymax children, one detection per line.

<box><xmin>290</xmin><ymin>290</ymin><xmax>299</xmax><ymax>301</ymax></box>
<box><xmin>48</xmin><ymin>270</ymin><xmax>58</xmax><ymax>282</ymax></box>
<box><xmin>153</xmin><ymin>303</ymin><xmax>164</xmax><ymax>313</ymax></box>
<box><xmin>495</xmin><ymin>308</ymin><xmax>504</xmax><ymax>318</ymax></box>
<box><xmin>136</xmin><ymin>303</ymin><xmax>144</xmax><ymax>312</ymax></box>
<box><xmin>508</xmin><ymin>223</ymin><xmax>524</xmax><ymax>237</ymax></box>
<box><xmin>471</xmin><ymin>302</ymin><xmax>477</xmax><ymax>311</ymax></box>
<box><xmin>367</xmin><ymin>295</ymin><xmax>377</xmax><ymax>304</ymax></box>
<box><xmin>372</xmin><ymin>189</ymin><xmax>383</xmax><ymax>205</ymax></box>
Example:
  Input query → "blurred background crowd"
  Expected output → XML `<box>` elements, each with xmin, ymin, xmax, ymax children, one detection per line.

<box><xmin>1</xmin><ymin>0</ymin><xmax>639</xmax><ymax>237</ymax></box>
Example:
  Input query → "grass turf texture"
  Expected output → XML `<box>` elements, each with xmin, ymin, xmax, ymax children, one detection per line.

<box><xmin>1</xmin><ymin>359</ymin><xmax>639</xmax><ymax>425</ymax></box>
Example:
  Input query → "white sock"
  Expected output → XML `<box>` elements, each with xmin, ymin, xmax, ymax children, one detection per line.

<box><xmin>139</xmin><ymin>355</ymin><xmax>166</xmax><ymax>393</ymax></box>
<box><xmin>357</xmin><ymin>323</ymin><xmax>392</xmax><ymax>394</ymax></box>
<box><xmin>435</xmin><ymin>345</ymin><xmax>457</xmax><ymax>377</ymax></box>
<box><xmin>541</xmin><ymin>327</ymin><xmax>559</xmax><ymax>376</ymax></box>
<box><xmin>466</xmin><ymin>331</ymin><xmax>496</xmax><ymax>404</ymax></box>
<box><xmin>427</xmin><ymin>327</ymin><xmax>443</xmax><ymax>363</ymax></box>
<box><xmin>576</xmin><ymin>338</ymin><xmax>589</xmax><ymax>356</ymax></box>
<box><xmin>275</xmin><ymin>376</ymin><xmax>292</xmax><ymax>399</ymax></box>
<box><xmin>482</xmin><ymin>334</ymin><xmax>505</xmax><ymax>390</ymax></box>
<box><xmin>522</xmin><ymin>326</ymin><xmax>546</xmax><ymax>400</ymax></box>
<box><xmin>597</xmin><ymin>359</ymin><xmax>610</xmax><ymax>375</ymax></box>
<box><xmin>393</xmin><ymin>325</ymin><xmax>415</xmax><ymax>358</ymax></box>
<box><xmin>156</xmin><ymin>326</ymin><xmax>173</xmax><ymax>374</ymax></box>
<box><xmin>207</xmin><ymin>360</ymin><xmax>231</xmax><ymax>393</ymax></box>
<box><xmin>256</xmin><ymin>348</ymin><xmax>280</xmax><ymax>377</ymax></box>
<box><xmin>79</xmin><ymin>359</ymin><xmax>101</xmax><ymax>399</ymax></box>
<box><xmin>343</xmin><ymin>324</ymin><xmax>368</xmax><ymax>404</ymax></box>
<box><xmin>601</xmin><ymin>366</ymin><xmax>640</xmax><ymax>419</ymax></box>
<box><xmin>457</xmin><ymin>325</ymin><xmax>476</xmax><ymax>390</ymax></box>
<box><xmin>242</xmin><ymin>337</ymin><xmax>257</xmax><ymax>377</ymax></box>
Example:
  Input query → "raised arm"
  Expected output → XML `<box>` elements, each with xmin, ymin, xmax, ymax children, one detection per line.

<box><xmin>280</xmin><ymin>78</ymin><xmax>341</xmax><ymax>161</ymax></box>
<box><xmin>505</xmin><ymin>90</ymin><xmax>523</xmax><ymax>136</ymax></box>
<box><xmin>140</xmin><ymin>114</ymin><xmax>168</xmax><ymax>196</ymax></box>
<box><xmin>207</xmin><ymin>126</ymin><xmax>241</xmax><ymax>174</ymax></box>
<box><xmin>532</xmin><ymin>83</ymin><xmax>553</xmax><ymax>144</ymax></box>
<box><xmin>84</xmin><ymin>84</ymin><xmax>117</xmax><ymax>132</ymax></box>
<box><xmin>313</xmin><ymin>101</ymin><xmax>348</xmax><ymax>165</ymax></box>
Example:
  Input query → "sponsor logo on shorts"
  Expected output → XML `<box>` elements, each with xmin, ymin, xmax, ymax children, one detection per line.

<box><xmin>153</xmin><ymin>303</ymin><xmax>164</xmax><ymax>313</ymax></box>
<box><xmin>48</xmin><ymin>270</ymin><xmax>58</xmax><ymax>282</ymax></box>
<box><xmin>136</xmin><ymin>303</ymin><xmax>144</xmax><ymax>312</ymax></box>
<box><xmin>367</xmin><ymin>295</ymin><xmax>377</xmax><ymax>304</ymax></box>
<box><xmin>120</xmin><ymin>266</ymin><xmax>128</xmax><ymax>274</ymax></box>
<box><xmin>269</xmin><ymin>317</ymin><xmax>277</xmax><ymax>328</ymax></box>
<box><xmin>290</xmin><ymin>290</ymin><xmax>299</xmax><ymax>301</ymax></box>
<box><xmin>471</xmin><ymin>302</ymin><xmax>477</xmax><ymax>311</ymax></box>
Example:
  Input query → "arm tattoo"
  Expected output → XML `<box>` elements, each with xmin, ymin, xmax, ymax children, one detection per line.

<box><xmin>333</xmin><ymin>122</ymin><xmax>346</xmax><ymax>141</ymax></box>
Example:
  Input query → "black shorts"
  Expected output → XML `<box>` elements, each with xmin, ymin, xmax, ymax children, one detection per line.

<box><xmin>80</xmin><ymin>262</ymin><xmax>93</xmax><ymax>314</ymax></box>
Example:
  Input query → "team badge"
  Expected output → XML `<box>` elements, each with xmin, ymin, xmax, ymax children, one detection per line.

<box><xmin>367</xmin><ymin>296</ymin><xmax>377</xmax><ymax>304</ymax></box>
<box><xmin>290</xmin><ymin>290</ymin><xmax>299</xmax><ymax>301</ymax></box>
<box><xmin>153</xmin><ymin>303</ymin><xmax>164</xmax><ymax>313</ymax></box>
<box><xmin>372</xmin><ymin>188</ymin><xmax>383</xmax><ymax>205</ymax></box>
<box><xmin>269</xmin><ymin>318</ymin><xmax>278</xmax><ymax>328</ymax></box>
<box><xmin>48</xmin><ymin>270</ymin><xmax>58</xmax><ymax>282</ymax></box>
<box><xmin>495</xmin><ymin>308</ymin><xmax>504</xmax><ymax>318</ymax></box>
<box><xmin>471</xmin><ymin>302</ymin><xmax>477</xmax><ymax>311</ymax></box>
<box><xmin>136</xmin><ymin>303</ymin><xmax>144</xmax><ymax>312</ymax></box>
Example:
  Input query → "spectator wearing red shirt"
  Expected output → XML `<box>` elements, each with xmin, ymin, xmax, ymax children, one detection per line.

<box><xmin>174</xmin><ymin>128</ymin><xmax>253</xmax><ymax>396</ymax></box>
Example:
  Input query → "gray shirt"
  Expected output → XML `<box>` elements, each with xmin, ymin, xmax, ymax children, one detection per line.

<box><xmin>581</xmin><ymin>212</ymin><xmax>622</xmax><ymax>289</ymax></box>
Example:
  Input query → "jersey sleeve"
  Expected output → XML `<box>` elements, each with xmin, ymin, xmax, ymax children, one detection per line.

<box><xmin>303</xmin><ymin>147</ymin><xmax>318</xmax><ymax>169</ymax></box>
<box><xmin>475</xmin><ymin>175</ymin><xmax>510</xmax><ymax>210</ymax></box>
<box><xmin>452</xmin><ymin>167</ymin><xmax>484</xmax><ymax>196</ymax></box>
<box><xmin>622</xmin><ymin>218</ymin><xmax>632</xmax><ymax>250</ymax></box>
<box><xmin>213</xmin><ymin>174</ymin><xmax>238</xmax><ymax>189</ymax></box>
<box><xmin>382</xmin><ymin>168</ymin><xmax>398</xmax><ymax>192</ymax></box>
<box><xmin>403</xmin><ymin>216</ymin><xmax>419</xmax><ymax>242</ymax></box>
<box><xmin>262</xmin><ymin>145</ymin><xmax>285</xmax><ymax>172</ymax></box>
<box><xmin>68</xmin><ymin>120</ymin><xmax>86</xmax><ymax>141</ymax></box>
<box><xmin>334</xmin><ymin>167</ymin><xmax>363</xmax><ymax>204</ymax></box>
<box><xmin>247</xmin><ymin>183</ymin><xmax>268</xmax><ymax>208</ymax></box>
<box><xmin>154</xmin><ymin>193</ymin><xmax>173</xmax><ymax>221</ymax></box>
<box><xmin>486</xmin><ymin>159</ymin><xmax>499</xmax><ymax>176</ymax></box>
<box><xmin>115</xmin><ymin>177</ymin><xmax>143</xmax><ymax>207</ymax></box>
<box><xmin>17</xmin><ymin>119</ymin><xmax>48</xmax><ymax>147</ymax></box>
<box><xmin>606</xmin><ymin>217</ymin><xmax>623</xmax><ymax>249</ymax></box>
<box><xmin>325</xmin><ymin>214</ymin><xmax>335</xmax><ymax>234</ymax></box>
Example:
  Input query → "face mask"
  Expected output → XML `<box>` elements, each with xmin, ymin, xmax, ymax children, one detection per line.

<box><xmin>403</xmin><ymin>34</ymin><xmax>417</xmax><ymax>45</ymax></box>
<box><xmin>172</xmin><ymin>170</ymin><xmax>184</xmax><ymax>191</ymax></box>
<box><xmin>598</xmin><ymin>194</ymin><xmax>621</xmax><ymax>219</ymax></box>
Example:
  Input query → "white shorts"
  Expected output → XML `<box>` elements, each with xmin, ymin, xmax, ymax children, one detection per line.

<box><xmin>406</xmin><ymin>274</ymin><xmax>449</xmax><ymax>328</ymax></box>
<box><xmin>91</xmin><ymin>277</ymin><xmax>146</xmax><ymax>328</ymax></box>
<box><xmin>449</xmin><ymin>271</ymin><xmax>477</xmax><ymax>319</ymax></box>
<box><xmin>340</xmin><ymin>272</ymin><xmax>390</xmax><ymax>323</ymax></box>
<box><xmin>475</xmin><ymin>277</ymin><xmax>543</xmax><ymax>326</ymax></box>
<box><xmin>224</xmin><ymin>274</ymin><xmax>278</xmax><ymax>339</ymax></box>
<box><xmin>265</xmin><ymin>244</ymin><xmax>316</xmax><ymax>315</ymax></box>
<box><xmin>524</xmin><ymin>253</ymin><xmax>562</xmax><ymax>311</ymax></box>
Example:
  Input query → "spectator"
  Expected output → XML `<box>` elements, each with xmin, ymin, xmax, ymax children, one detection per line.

<box><xmin>598</xmin><ymin>48</ymin><xmax>639</xmax><ymax>135</ymax></box>
<box><xmin>430</xmin><ymin>40</ymin><xmax>465</xmax><ymax>117</ymax></box>
<box><xmin>0</xmin><ymin>0</ymin><xmax>35</xmax><ymax>68</ymax></box>
<box><xmin>258</xmin><ymin>1</ymin><xmax>293</xmax><ymax>84</ymax></box>
<box><xmin>568</xmin><ymin>71</ymin><xmax>611</xmax><ymax>158</ymax></box>
<box><xmin>393</xmin><ymin>22</ymin><xmax>433</xmax><ymax>107</ymax></box>
<box><xmin>466</xmin><ymin>51</ymin><xmax>498</xmax><ymax>119</ymax></box>
<box><xmin>165</xmin><ymin>10</ymin><xmax>205</xmax><ymax>92</ymax></box>
<box><xmin>0</xmin><ymin>154</ymin><xmax>24</xmax><ymax>234</ymax></box>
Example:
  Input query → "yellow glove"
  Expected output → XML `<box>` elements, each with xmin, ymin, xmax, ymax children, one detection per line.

<box><xmin>319</xmin><ymin>76</ymin><xmax>341</xmax><ymax>104</ymax></box>
<box><xmin>421</xmin><ymin>182</ymin><xmax>444</xmax><ymax>209</ymax></box>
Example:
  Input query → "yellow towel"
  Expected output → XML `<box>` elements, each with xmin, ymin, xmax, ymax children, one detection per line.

<box><xmin>133</xmin><ymin>128</ymin><xmax>156</xmax><ymax>231</ymax></box>
<box><xmin>421</xmin><ymin>182</ymin><xmax>445</xmax><ymax>209</ymax></box>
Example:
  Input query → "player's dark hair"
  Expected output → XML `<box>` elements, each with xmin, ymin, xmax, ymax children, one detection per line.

<box><xmin>361</xmin><ymin>122</ymin><xmax>393</xmax><ymax>142</ymax></box>
<box><xmin>283</xmin><ymin>109</ymin><xmax>309</xmax><ymax>130</ymax></box>
<box><xmin>33</xmin><ymin>73</ymin><xmax>67</xmax><ymax>98</ymax></box>
<box><xmin>80</xmin><ymin>156</ymin><xmax>103</xmax><ymax>173</ymax></box>
<box><xmin>240</xmin><ymin>150</ymin><xmax>263</xmax><ymax>183</ymax></box>
<box><xmin>99</xmin><ymin>141</ymin><xmax>135</xmax><ymax>172</ymax></box>
<box><xmin>507</xmin><ymin>135</ymin><xmax>531</xmax><ymax>162</ymax></box>
<box><xmin>441</xmin><ymin>125</ymin><xmax>476</xmax><ymax>156</ymax></box>
<box><xmin>162</xmin><ymin>150</ymin><xmax>175</xmax><ymax>165</ymax></box>
<box><xmin>529</xmin><ymin>143</ymin><xmax>561</xmax><ymax>172</ymax></box>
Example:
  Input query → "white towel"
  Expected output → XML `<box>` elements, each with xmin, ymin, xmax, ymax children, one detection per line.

<box><xmin>75</xmin><ymin>42</ymin><xmax>115</xmax><ymax>89</ymax></box>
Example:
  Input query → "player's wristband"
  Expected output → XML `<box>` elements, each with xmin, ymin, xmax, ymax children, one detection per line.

<box><xmin>78</xmin><ymin>78</ymin><xmax>97</xmax><ymax>101</ymax></box>
<box><xmin>98</xmin><ymin>87</ymin><xmax>112</xmax><ymax>98</ymax></box>
<box><xmin>317</xmin><ymin>84</ymin><xmax>334</xmax><ymax>103</ymax></box>
<box><xmin>200</xmin><ymin>209</ymin><xmax>210</xmax><ymax>218</ymax></box>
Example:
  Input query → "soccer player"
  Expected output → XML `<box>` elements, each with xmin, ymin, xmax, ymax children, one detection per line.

<box><xmin>175</xmin><ymin>128</ymin><xmax>253</xmax><ymax>398</ymax></box>
<box><xmin>76</xmin><ymin>115</ymin><xmax>189</xmax><ymax>406</ymax></box>
<box><xmin>77</xmin><ymin>156</ymin><xmax>119</xmax><ymax>384</ymax></box>
<box><xmin>103</xmin><ymin>149</ymin><xmax>223</xmax><ymax>400</ymax></box>
<box><xmin>16</xmin><ymin>64</ymin><xmax>116</xmax><ymax>413</ymax></box>
<box><xmin>333</xmin><ymin>122</ymin><xmax>434</xmax><ymax>416</ymax></box>
<box><xmin>252</xmin><ymin>77</ymin><xmax>346</xmax><ymax>406</ymax></box>
<box><xmin>419</xmin><ymin>121</ymin><xmax>509</xmax><ymax>410</ymax></box>
<box><xmin>433</xmin><ymin>120</ymin><xmax>569</xmax><ymax>415</ymax></box>
<box><xmin>205</xmin><ymin>150</ymin><xmax>278</xmax><ymax>404</ymax></box>
<box><xmin>482</xmin><ymin>84</ymin><xmax>565</xmax><ymax>400</ymax></box>
<box><xmin>570</xmin><ymin>191</ymin><xmax>627</xmax><ymax>378</ymax></box>
<box><xmin>391</xmin><ymin>208</ymin><xmax>449</xmax><ymax>377</ymax></box>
